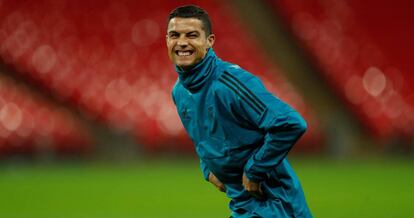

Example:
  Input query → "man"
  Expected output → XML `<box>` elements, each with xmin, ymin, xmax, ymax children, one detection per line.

<box><xmin>167</xmin><ymin>5</ymin><xmax>312</xmax><ymax>218</ymax></box>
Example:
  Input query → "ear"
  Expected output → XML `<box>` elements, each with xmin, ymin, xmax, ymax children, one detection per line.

<box><xmin>206</xmin><ymin>34</ymin><xmax>215</xmax><ymax>48</ymax></box>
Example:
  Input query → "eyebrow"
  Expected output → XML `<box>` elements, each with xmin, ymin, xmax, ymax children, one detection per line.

<box><xmin>168</xmin><ymin>31</ymin><xmax>179</xmax><ymax>35</ymax></box>
<box><xmin>187</xmin><ymin>31</ymin><xmax>199</xmax><ymax>35</ymax></box>
<box><xmin>167</xmin><ymin>30</ymin><xmax>200</xmax><ymax>35</ymax></box>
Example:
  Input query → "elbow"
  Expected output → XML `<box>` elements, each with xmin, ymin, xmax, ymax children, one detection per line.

<box><xmin>297</xmin><ymin>117</ymin><xmax>307</xmax><ymax>135</ymax></box>
<box><xmin>291</xmin><ymin>112</ymin><xmax>307</xmax><ymax>135</ymax></box>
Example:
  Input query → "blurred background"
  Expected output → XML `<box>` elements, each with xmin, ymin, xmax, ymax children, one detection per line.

<box><xmin>0</xmin><ymin>0</ymin><xmax>413</xmax><ymax>217</ymax></box>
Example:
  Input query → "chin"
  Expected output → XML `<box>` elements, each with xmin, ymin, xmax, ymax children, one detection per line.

<box><xmin>176</xmin><ymin>61</ymin><xmax>195</xmax><ymax>69</ymax></box>
<box><xmin>177</xmin><ymin>64</ymin><xmax>194</xmax><ymax>70</ymax></box>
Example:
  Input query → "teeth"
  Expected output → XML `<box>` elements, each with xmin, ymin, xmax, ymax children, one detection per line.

<box><xmin>177</xmin><ymin>51</ymin><xmax>191</xmax><ymax>56</ymax></box>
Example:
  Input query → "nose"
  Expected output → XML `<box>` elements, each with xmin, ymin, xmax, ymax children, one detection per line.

<box><xmin>177</xmin><ymin>37</ymin><xmax>188</xmax><ymax>47</ymax></box>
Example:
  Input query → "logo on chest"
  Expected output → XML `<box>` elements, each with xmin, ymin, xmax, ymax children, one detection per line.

<box><xmin>181</xmin><ymin>107</ymin><xmax>190</xmax><ymax>120</ymax></box>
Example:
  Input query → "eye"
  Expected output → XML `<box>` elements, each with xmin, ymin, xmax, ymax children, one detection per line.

<box><xmin>168</xmin><ymin>32</ymin><xmax>179</xmax><ymax>39</ymax></box>
<box><xmin>187</xmin><ymin>32</ymin><xmax>199</xmax><ymax>39</ymax></box>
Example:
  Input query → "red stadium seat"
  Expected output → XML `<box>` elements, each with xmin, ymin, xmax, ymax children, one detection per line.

<box><xmin>0</xmin><ymin>73</ymin><xmax>92</xmax><ymax>155</ymax></box>
<box><xmin>269</xmin><ymin>0</ymin><xmax>414</xmax><ymax>139</ymax></box>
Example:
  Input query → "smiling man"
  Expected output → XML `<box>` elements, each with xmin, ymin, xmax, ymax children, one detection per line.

<box><xmin>167</xmin><ymin>5</ymin><xmax>312</xmax><ymax>218</ymax></box>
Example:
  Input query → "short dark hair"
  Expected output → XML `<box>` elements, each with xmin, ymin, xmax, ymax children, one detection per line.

<box><xmin>168</xmin><ymin>5</ymin><xmax>213</xmax><ymax>36</ymax></box>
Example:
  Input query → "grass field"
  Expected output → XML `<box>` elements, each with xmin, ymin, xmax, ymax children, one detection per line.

<box><xmin>0</xmin><ymin>157</ymin><xmax>413</xmax><ymax>218</ymax></box>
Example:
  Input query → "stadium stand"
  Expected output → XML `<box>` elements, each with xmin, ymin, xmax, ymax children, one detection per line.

<box><xmin>269</xmin><ymin>0</ymin><xmax>414</xmax><ymax>139</ymax></box>
<box><xmin>0</xmin><ymin>0</ymin><xmax>322</xmax><ymax>153</ymax></box>
<box><xmin>0</xmin><ymin>72</ymin><xmax>92</xmax><ymax>155</ymax></box>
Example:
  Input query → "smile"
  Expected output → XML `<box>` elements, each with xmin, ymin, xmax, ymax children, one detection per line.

<box><xmin>175</xmin><ymin>50</ymin><xmax>194</xmax><ymax>56</ymax></box>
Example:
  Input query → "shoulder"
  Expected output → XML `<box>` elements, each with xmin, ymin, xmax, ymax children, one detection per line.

<box><xmin>217</xmin><ymin>61</ymin><xmax>257</xmax><ymax>81</ymax></box>
<box><xmin>214</xmin><ymin>63</ymin><xmax>262</xmax><ymax>96</ymax></box>
<box><xmin>212</xmin><ymin>63</ymin><xmax>267</xmax><ymax>111</ymax></box>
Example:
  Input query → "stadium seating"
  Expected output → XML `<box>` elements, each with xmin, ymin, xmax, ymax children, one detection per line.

<box><xmin>0</xmin><ymin>73</ymin><xmax>92</xmax><ymax>155</ymax></box>
<box><xmin>0</xmin><ymin>0</ymin><xmax>322</xmax><ymax>152</ymax></box>
<box><xmin>269</xmin><ymin>0</ymin><xmax>414</xmax><ymax>139</ymax></box>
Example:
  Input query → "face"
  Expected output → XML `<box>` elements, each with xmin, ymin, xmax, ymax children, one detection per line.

<box><xmin>166</xmin><ymin>17</ymin><xmax>215</xmax><ymax>70</ymax></box>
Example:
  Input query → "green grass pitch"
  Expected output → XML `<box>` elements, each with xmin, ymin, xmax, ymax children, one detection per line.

<box><xmin>0</xmin><ymin>157</ymin><xmax>413</xmax><ymax>218</ymax></box>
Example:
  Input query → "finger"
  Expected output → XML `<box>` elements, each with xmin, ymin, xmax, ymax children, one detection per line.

<box><xmin>211</xmin><ymin>179</ymin><xmax>223</xmax><ymax>188</ymax></box>
<box><xmin>214</xmin><ymin>183</ymin><xmax>226</xmax><ymax>192</ymax></box>
<box><xmin>244</xmin><ymin>183</ymin><xmax>259</xmax><ymax>192</ymax></box>
<box><xmin>211</xmin><ymin>180</ymin><xmax>226</xmax><ymax>192</ymax></box>
<box><xmin>248</xmin><ymin>184</ymin><xmax>265</xmax><ymax>200</ymax></box>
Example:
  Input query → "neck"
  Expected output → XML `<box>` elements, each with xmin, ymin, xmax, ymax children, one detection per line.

<box><xmin>175</xmin><ymin>48</ymin><xmax>217</xmax><ymax>92</ymax></box>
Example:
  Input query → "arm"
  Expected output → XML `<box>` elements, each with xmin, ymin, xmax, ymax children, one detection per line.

<box><xmin>218</xmin><ymin>71</ymin><xmax>306</xmax><ymax>182</ymax></box>
<box><xmin>227</xmin><ymin>75</ymin><xmax>306</xmax><ymax>199</ymax></box>
<box><xmin>244</xmin><ymin>110</ymin><xmax>307</xmax><ymax>182</ymax></box>
<box><xmin>242</xmin><ymin>109</ymin><xmax>306</xmax><ymax>199</ymax></box>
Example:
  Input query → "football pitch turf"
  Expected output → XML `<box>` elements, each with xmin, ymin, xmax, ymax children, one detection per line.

<box><xmin>0</xmin><ymin>157</ymin><xmax>413</xmax><ymax>218</ymax></box>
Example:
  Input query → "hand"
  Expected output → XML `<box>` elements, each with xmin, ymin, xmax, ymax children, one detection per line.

<box><xmin>208</xmin><ymin>173</ymin><xmax>226</xmax><ymax>192</ymax></box>
<box><xmin>242</xmin><ymin>173</ymin><xmax>266</xmax><ymax>200</ymax></box>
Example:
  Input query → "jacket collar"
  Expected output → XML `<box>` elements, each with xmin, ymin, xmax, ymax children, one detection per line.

<box><xmin>175</xmin><ymin>48</ymin><xmax>217</xmax><ymax>92</ymax></box>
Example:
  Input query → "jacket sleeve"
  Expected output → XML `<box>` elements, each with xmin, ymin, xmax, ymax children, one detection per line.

<box><xmin>221</xmin><ymin>73</ymin><xmax>307</xmax><ymax>182</ymax></box>
<box><xmin>200</xmin><ymin>159</ymin><xmax>211</xmax><ymax>181</ymax></box>
<box><xmin>244</xmin><ymin>109</ymin><xmax>307</xmax><ymax>182</ymax></box>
